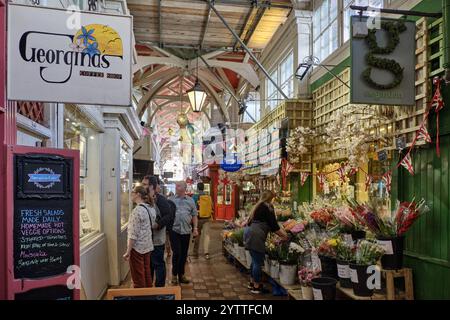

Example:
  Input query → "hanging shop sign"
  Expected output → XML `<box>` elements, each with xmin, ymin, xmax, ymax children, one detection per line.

<box><xmin>7</xmin><ymin>4</ymin><xmax>132</xmax><ymax>106</ymax></box>
<box><xmin>350</xmin><ymin>16</ymin><xmax>416</xmax><ymax>106</ymax></box>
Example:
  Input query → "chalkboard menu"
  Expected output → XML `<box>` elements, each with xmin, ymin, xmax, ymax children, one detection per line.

<box><xmin>15</xmin><ymin>285</ymin><xmax>73</xmax><ymax>300</ymax></box>
<box><xmin>14</xmin><ymin>154</ymin><xmax>74</xmax><ymax>279</ymax></box>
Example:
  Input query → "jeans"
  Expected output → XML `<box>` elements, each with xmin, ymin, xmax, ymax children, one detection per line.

<box><xmin>169</xmin><ymin>230</ymin><xmax>191</xmax><ymax>278</ymax></box>
<box><xmin>250</xmin><ymin>250</ymin><xmax>265</xmax><ymax>283</ymax></box>
<box><xmin>151</xmin><ymin>245</ymin><xmax>166</xmax><ymax>287</ymax></box>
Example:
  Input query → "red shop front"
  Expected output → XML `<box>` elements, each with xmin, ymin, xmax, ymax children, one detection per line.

<box><xmin>197</xmin><ymin>164</ymin><xmax>237</xmax><ymax>221</ymax></box>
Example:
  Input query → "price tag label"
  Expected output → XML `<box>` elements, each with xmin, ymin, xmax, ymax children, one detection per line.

<box><xmin>312</xmin><ymin>288</ymin><xmax>323</xmax><ymax>300</ymax></box>
<box><xmin>350</xmin><ymin>268</ymin><xmax>358</xmax><ymax>283</ymax></box>
<box><xmin>376</xmin><ymin>240</ymin><xmax>394</xmax><ymax>255</ymax></box>
<box><xmin>337</xmin><ymin>264</ymin><xmax>350</xmax><ymax>279</ymax></box>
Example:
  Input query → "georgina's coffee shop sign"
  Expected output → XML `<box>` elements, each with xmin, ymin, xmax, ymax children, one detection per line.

<box><xmin>7</xmin><ymin>3</ymin><xmax>132</xmax><ymax>106</ymax></box>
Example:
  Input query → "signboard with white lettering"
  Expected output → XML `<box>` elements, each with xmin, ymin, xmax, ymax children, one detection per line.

<box><xmin>14</xmin><ymin>154</ymin><xmax>74</xmax><ymax>279</ymax></box>
<box><xmin>350</xmin><ymin>16</ymin><xmax>416</xmax><ymax>106</ymax></box>
<box><xmin>7</xmin><ymin>4</ymin><xmax>132</xmax><ymax>106</ymax></box>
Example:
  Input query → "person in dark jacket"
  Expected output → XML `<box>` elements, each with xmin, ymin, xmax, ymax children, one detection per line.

<box><xmin>244</xmin><ymin>190</ymin><xmax>288</xmax><ymax>294</ymax></box>
<box><xmin>142</xmin><ymin>176</ymin><xmax>175</xmax><ymax>287</ymax></box>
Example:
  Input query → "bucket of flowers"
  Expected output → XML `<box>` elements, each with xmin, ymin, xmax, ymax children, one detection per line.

<box><xmin>310</xmin><ymin>207</ymin><xmax>335</xmax><ymax>229</ymax></box>
<box><xmin>335</xmin><ymin>238</ymin><xmax>356</xmax><ymax>288</ymax></box>
<box><xmin>349</xmin><ymin>240</ymin><xmax>385</xmax><ymax>297</ymax></box>
<box><xmin>298</xmin><ymin>267</ymin><xmax>319</xmax><ymax>300</ymax></box>
<box><xmin>349</xmin><ymin>198</ymin><xmax>429</xmax><ymax>270</ymax></box>
<box><xmin>277</xmin><ymin>241</ymin><xmax>303</xmax><ymax>285</ymax></box>
<box><xmin>231</xmin><ymin>228</ymin><xmax>245</xmax><ymax>261</ymax></box>
<box><xmin>331</xmin><ymin>206</ymin><xmax>366</xmax><ymax>243</ymax></box>
<box><xmin>316</xmin><ymin>237</ymin><xmax>339</xmax><ymax>280</ymax></box>
<box><xmin>266</xmin><ymin>239</ymin><xmax>280</xmax><ymax>279</ymax></box>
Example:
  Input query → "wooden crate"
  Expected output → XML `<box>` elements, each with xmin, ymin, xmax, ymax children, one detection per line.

<box><xmin>312</xmin><ymin>18</ymin><xmax>430</xmax><ymax>164</ymax></box>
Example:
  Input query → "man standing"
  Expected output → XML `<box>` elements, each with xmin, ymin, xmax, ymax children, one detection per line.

<box><xmin>169</xmin><ymin>181</ymin><xmax>198</xmax><ymax>284</ymax></box>
<box><xmin>192</xmin><ymin>182</ymin><xmax>213</xmax><ymax>260</ymax></box>
<box><xmin>142</xmin><ymin>176</ymin><xmax>175</xmax><ymax>287</ymax></box>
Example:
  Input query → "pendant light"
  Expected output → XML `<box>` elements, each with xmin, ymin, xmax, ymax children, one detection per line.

<box><xmin>187</xmin><ymin>55</ymin><xmax>207</xmax><ymax>113</ymax></box>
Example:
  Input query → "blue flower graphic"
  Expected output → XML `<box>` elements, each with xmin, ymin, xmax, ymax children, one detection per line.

<box><xmin>83</xmin><ymin>42</ymin><xmax>100</xmax><ymax>57</ymax></box>
<box><xmin>77</xmin><ymin>26</ymin><xmax>96</xmax><ymax>46</ymax></box>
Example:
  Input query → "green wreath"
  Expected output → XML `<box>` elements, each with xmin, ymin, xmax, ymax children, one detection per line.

<box><xmin>362</xmin><ymin>20</ymin><xmax>407</xmax><ymax>90</ymax></box>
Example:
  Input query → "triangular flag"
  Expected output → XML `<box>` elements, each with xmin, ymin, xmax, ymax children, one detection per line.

<box><xmin>417</xmin><ymin>125</ymin><xmax>432</xmax><ymax>143</ymax></box>
<box><xmin>400</xmin><ymin>153</ymin><xmax>414</xmax><ymax>175</ymax></box>
<box><xmin>300</xmin><ymin>172</ymin><xmax>309</xmax><ymax>186</ymax></box>
<box><xmin>382</xmin><ymin>172</ymin><xmax>392</xmax><ymax>194</ymax></box>
<box><xmin>337</xmin><ymin>166</ymin><xmax>347</xmax><ymax>182</ymax></box>
<box><xmin>348</xmin><ymin>167</ymin><xmax>358</xmax><ymax>176</ymax></box>
<box><xmin>317</xmin><ymin>173</ymin><xmax>326</xmax><ymax>189</ymax></box>
<box><xmin>365</xmin><ymin>175</ymin><xmax>373</xmax><ymax>191</ymax></box>
<box><xmin>432</xmin><ymin>78</ymin><xmax>445</xmax><ymax>157</ymax></box>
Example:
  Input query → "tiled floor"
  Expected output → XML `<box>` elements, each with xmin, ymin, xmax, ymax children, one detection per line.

<box><xmin>109</xmin><ymin>221</ymin><xmax>287</xmax><ymax>300</ymax></box>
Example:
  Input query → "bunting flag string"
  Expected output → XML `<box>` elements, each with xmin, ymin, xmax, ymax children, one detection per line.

<box><xmin>417</xmin><ymin>124</ymin><xmax>432</xmax><ymax>143</ymax></box>
<box><xmin>348</xmin><ymin>167</ymin><xmax>358</xmax><ymax>177</ymax></box>
<box><xmin>300</xmin><ymin>172</ymin><xmax>309</xmax><ymax>186</ymax></box>
<box><xmin>400</xmin><ymin>153</ymin><xmax>415</xmax><ymax>175</ymax></box>
<box><xmin>317</xmin><ymin>174</ymin><xmax>326</xmax><ymax>189</ymax></box>
<box><xmin>382</xmin><ymin>172</ymin><xmax>392</xmax><ymax>194</ymax></box>
<box><xmin>432</xmin><ymin>77</ymin><xmax>444</xmax><ymax>157</ymax></box>
<box><xmin>337</xmin><ymin>166</ymin><xmax>347</xmax><ymax>182</ymax></box>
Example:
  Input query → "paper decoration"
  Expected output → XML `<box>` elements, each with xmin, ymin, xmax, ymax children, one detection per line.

<box><xmin>400</xmin><ymin>153</ymin><xmax>414</xmax><ymax>175</ymax></box>
<box><xmin>300</xmin><ymin>172</ymin><xmax>309</xmax><ymax>186</ymax></box>
<box><xmin>417</xmin><ymin>124</ymin><xmax>432</xmax><ymax>143</ymax></box>
<box><xmin>382</xmin><ymin>172</ymin><xmax>392</xmax><ymax>194</ymax></box>
<box><xmin>348</xmin><ymin>167</ymin><xmax>358</xmax><ymax>176</ymax></box>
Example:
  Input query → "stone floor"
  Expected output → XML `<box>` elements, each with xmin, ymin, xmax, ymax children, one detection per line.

<box><xmin>109</xmin><ymin>221</ymin><xmax>288</xmax><ymax>300</ymax></box>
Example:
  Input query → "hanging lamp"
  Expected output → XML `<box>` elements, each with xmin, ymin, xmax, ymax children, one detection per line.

<box><xmin>187</xmin><ymin>55</ymin><xmax>207</xmax><ymax>113</ymax></box>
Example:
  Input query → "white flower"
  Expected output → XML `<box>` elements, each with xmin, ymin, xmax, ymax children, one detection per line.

<box><xmin>289</xmin><ymin>242</ymin><xmax>305</xmax><ymax>254</ymax></box>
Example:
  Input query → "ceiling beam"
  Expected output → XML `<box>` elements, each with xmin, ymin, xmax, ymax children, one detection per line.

<box><xmin>243</xmin><ymin>6</ymin><xmax>266</xmax><ymax>45</ymax></box>
<box><xmin>233</xmin><ymin>4</ymin><xmax>255</xmax><ymax>49</ymax></box>
<box><xmin>199</xmin><ymin>6</ymin><xmax>212</xmax><ymax>49</ymax></box>
<box><xmin>158</xmin><ymin>0</ymin><xmax>163</xmax><ymax>48</ymax></box>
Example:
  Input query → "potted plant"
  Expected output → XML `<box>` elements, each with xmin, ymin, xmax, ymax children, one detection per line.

<box><xmin>350</xmin><ymin>198</ymin><xmax>429</xmax><ymax>269</ymax></box>
<box><xmin>298</xmin><ymin>267</ymin><xmax>318</xmax><ymax>300</ymax></box>
<box><xmin>317</xmin><ymin>238</ymin><xmax>339</xmax><ymax>279</ymax></box>
<box><xmin>278</xmin><ymin>242</ymin><xmax>304</xmax><ymax>285</ymax></box>
<box><xmin>335</xmin><ymin>238</ymin><xmax>355</xmax><ymax>288</ymax></box>
<box><xmin>349</xmin><ymin>240</ymin><xmax>385</xmax><ymax>297</ymax></box>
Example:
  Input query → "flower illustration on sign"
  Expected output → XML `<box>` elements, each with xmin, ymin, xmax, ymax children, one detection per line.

<box><xmin>83</xmin><ymin>42</ymin><xmax>100</xmax><ymax>57</ymax></box>
<box><xmin>77</xmin><ymin>26</ymin><xmax>96</xmax><ymax>46</ymax></box>
<box><xmin>69</xmin><ymin>38</ymin><xmax>85</xmax><ymax>52</ymax></box>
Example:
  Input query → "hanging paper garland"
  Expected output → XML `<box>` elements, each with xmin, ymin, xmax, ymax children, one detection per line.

<box><xmin>400</xmin><ymin>153</ymin><xmax>414</xmax><ymax>175</ymax></box>
<box><xmin>382</xmin><ymin>172</ymin><xmax>392</xmax><ymax>194</ymax></box>
<box><xmin>300</xmin><ymin>172</ymin><xmax>309</xmax><ymax>187</ymax></box>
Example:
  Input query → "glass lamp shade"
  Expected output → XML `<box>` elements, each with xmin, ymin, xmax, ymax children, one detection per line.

<box><xmin>187</xmin><ymin>80</ymin><xmax>207</xmax><ymax>112</ymax></box>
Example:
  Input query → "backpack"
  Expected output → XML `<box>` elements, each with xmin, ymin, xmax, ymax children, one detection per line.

<box><xmin>198</xmin><ymin>195</ymin><xmax>213</xmax><ymax>219</ymax></box>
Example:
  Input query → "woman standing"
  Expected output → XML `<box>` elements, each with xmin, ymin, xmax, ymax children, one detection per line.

<box><xmin>123</xmin><ymin>186</ymin><xmax>155</xmax><ymax>288</ymax></box>
<box><xmin>244</xmin><ymin>190</ymin><xmax>288</xmax><ymax>294</ymax></box>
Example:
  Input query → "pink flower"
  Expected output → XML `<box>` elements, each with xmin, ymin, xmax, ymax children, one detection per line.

<box><xmin>290</xmin><ymin>223</ymin><xmax>305</xmax><ymax>234</ymax></box>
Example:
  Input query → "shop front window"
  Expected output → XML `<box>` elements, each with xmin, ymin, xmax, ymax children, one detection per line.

<box><xmin>267</xmin><ymin>70</ymin><xmax>278</xmax><ymax>111</ymax></box>
<box><xmin>120</xmin><ymin>140</ymin><xmax>132</xmax><ymax>226</ymax></box>
<box><xmin>64</xmin><ymin>105</ymin><xmax>100</xmax><ymax>240</ymax></box>
<box><xmin>313</xmin><ymin>0</ymin><xmax>339</xmax><ymax>62</ymax></box>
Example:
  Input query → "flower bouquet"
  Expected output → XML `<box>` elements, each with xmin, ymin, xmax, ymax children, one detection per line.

<box><xmin>298</xmin><ymin>267</ymin><xmax>319</xmax><ymax>300</ymax></box>
<box><xmin>310</xmin><ymin>208</ymin><xmax>335</xmax><ymax>228</ymax></box>
<box><xmin>331</xmin><ymin>206</ymin><xmax>366</xmax><ymax>241</ymax></box>
<box><xmin>316</xmin><ymin>237</ymin><xmax>339</xmax><ymax>279</ymax></box>
<box><xmin>335</xmin><ymin>239</ymin><xmax>356</xmax><ymax>288</ymax></box>
<box><xmin>350</xmin><ymin>240</ymin><xmax>385</xmax><ymax>297</ymax></box>
<box><xmin>349</xmin><ymin>198</ymin><xmax>429</xmax><ymax>269</ymax></box>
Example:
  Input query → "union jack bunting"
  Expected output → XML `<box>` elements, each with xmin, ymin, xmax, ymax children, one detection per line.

<box><xmin>382</xmin><ymin>172</ymin><xmax>392</xmax><ymax>194</ymax></box>
<box><xmin>337</xmin><ymin>166</ymin><xmax>347</xmax><ymax>182</ymax></box>
<box><xmin>317</xmin><ymin>173</ymin><xmax>326</xmax><ymax>189</ymax></box>
<box><xmin>365</xmin><ymin>175</ymin><xmax>373</xmax><ymax>191</ymax></box>
<box><xmin>300</xmin><ymin>172</ymin><xmax>309</xmax><ymax>186</ymax></box>
<box><xmin>400</xmin><ymin>153</ymin><xmax>415</xmax><ymax>175</ymax></box>
<box><xmin>348</xmin><ymin>167</ymin><xmax>358</xmax><ymax>176</ymax></box>
<box><xmin>417</xmin><ymin>125</ymin><xmax>432</xmax><ymax>143</ymax></box>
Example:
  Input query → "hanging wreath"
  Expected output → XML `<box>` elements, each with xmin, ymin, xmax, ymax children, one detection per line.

<box><xmin>363</xmin><ymin>20</ymin><xmax>407</xmax><ymax>90</ymax></box>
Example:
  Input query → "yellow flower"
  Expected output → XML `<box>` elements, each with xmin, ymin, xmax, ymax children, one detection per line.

<box><xmin>327</xmin><ymin>239</ymin><xmax>338</xmax><ymax>247</ymax></box>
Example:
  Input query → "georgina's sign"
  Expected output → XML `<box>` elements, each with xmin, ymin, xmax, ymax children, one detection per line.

<box><xmin>7</xmin><ymin>4</ymin><xmax>132</xmax><ymax>106</ymax></box>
